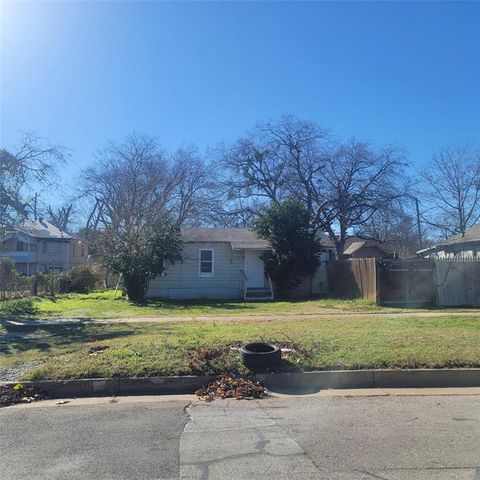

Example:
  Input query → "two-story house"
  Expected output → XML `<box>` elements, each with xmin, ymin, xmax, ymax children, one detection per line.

<box><xmin>1</xmin><ymin>219</ymin><xmax>88</xmax><ymax>275</ymax></box>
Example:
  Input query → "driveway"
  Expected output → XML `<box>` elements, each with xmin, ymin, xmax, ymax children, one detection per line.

<box><xmin>1</xmin><ymin>391</ymin><xmax>480</xmax><ymax>479</ymax></box>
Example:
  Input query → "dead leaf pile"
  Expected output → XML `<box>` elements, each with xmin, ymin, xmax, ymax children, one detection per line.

<box><xmin>195</xmin><ymin>375</ymin><xmax>267</xmax><ymax>401</ymax></box>
<box><xmin>0</xmin><ymin>383</ymin><xmax>47</xmax><ymax>408</ymax></box>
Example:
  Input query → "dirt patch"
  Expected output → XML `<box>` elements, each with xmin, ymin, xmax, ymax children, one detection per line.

<box><xmin>88</xmin><ymin>345</ymin><xmax>110</xmax><ymax>356</ymax></box>
<box><xmin>187</xmin><ymin>346</ymin><xmax>243</xmax><ymax>376</ymax></box>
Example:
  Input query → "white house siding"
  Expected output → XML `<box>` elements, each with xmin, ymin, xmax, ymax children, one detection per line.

<box><xmin>147</xmin><ymin>242</ymin><xmax>246</xmax><ymax>299</ymax></box>
<box><xmin>429</xmin><ymin>249</ymin><xmax>476</xmax><ymax>259</ymax></box>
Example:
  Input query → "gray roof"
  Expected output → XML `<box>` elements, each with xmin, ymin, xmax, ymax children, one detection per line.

<box><xmin>417</xmin><ymin>224</ymin><xmax>480</xmax><ymax>254</ymax></box>
<box><xmin>13</xmin><ymin>220</ymin><xmax>72</xmax><ymax>240</ymax></box>
<box><xmin>318</xmin><ymin>233</ymin><xmax>335</xmax><ymax>249</ymax></box>
<box><xmin>438</xmin><ymin>225</ymin><xmax>480</xmax><ymax>246</ymax></box>
<box><xmin>344</xmin><ymin>239</ymin><xmax>401</xmax><ymax>256</ymax></box>
<box><xmin>181</xmin><ymin>228</ymin><xmax>335</xmax><ymax>251</ymax></box>
<box><xmin>181</xmin><ymin>228</ymin><xmax>269</xmax><ymax>250</ymax></box>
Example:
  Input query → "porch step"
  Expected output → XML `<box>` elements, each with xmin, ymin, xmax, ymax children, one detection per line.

<box><xmin>244</xmin><ymin>288</ymin><xmax>274</xmax><ymax>302</ymax></box>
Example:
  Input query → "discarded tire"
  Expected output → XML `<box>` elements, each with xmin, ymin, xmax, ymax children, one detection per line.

<box><xmin>240</xmin><ymin>342</ymin><xmax>281</xmax><ymax>369</ymax></box>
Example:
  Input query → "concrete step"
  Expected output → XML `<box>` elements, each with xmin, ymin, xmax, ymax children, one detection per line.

<box><xmin>244</xmin><ymin>297</ymin><xmax>274</xmax><ymax>302</ymax></box>
<box><xmin>244</xmin><ymin>288</ymin><xmax>274</xmax><ymax>301</ymax></box>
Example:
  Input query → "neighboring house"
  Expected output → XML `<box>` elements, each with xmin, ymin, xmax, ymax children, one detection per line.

<box><xmin>0</xmin><ymin>219</ymin><xmax>88</xmax><ymax>275</ymax></box>
<box><xmin>343</xmin><ymin>238</ymin><xmax>402</xmax><ymax>260</ymax></box>
<box><xmin>417</xmin><ymin>225</ymin><xmax>480</xmax><ymax>259</ymax></box>
<box><xmin>147</xmin><ymin>228</ymin><xmax>334</xmax><ymax>300</ymax></box>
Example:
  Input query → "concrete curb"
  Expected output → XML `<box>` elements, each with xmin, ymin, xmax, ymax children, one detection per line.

<box><xmin>3</xmin><ymin>369</ymin><xmax>480</xmax><ymax>398</ymax></box>
<box><xmin>0</xmin><ymin>376</ymin><xmax>217</xmax><ymax>398</ymax></box>
<box><xmin>372</xmin><ymin>369</ymin><xmax>480</xmax><ymax>388</ymax></box>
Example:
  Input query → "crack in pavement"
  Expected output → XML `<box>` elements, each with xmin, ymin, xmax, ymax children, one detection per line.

<box><xmin>179</xmin><ymin>400</ymin><xmax>320</xmax><ymax>479</ymax></box>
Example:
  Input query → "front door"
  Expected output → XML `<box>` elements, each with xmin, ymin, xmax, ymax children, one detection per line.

<box><xmin>245</xmin><ymin>250</ymin><xmax>265</xmax><ymax>288</ymax></box>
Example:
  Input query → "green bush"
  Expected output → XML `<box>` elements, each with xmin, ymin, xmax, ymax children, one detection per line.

<box><xmin>254</xmin><ymin>199</ymin><xmax>323</xmax><ymax>297</ymax></box>
<box><xmin>58</xmin><ymin>265</ymin><xmax>100</xmax><ymax>294</ymax></box>
<box><xmin>0</xmin><ymin>298</ymin><xmax>38</xmax><ymax>316</ymax></box>
<box><xmin>0</xmin><ymin>257</ymin><xmax>19</xmax><ymax>291</ymax></box>
<box><xmin>33</xmin><ymin>272</ymin><xmax>58</xmax><ymax>296</ymax></box>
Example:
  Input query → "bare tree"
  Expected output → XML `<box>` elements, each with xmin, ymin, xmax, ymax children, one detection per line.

<box><xmin>354</xmin><ymin>201</ymin><xmax>423</xmax><ymax>256</ymax></box>
<box><xmin>81</xmin><ymin>133</ymin><xmax>175</xmax><ymax>235</ymax></box>
<box><xmin>169</xmin><ymin>146</ymin><xmax>216</xmax><ymax>226</ymax></box>
<box><xmin>319</xmin><ymin>139</ymin><xmax>408</xmax><ymax>256</ymax></box>
<box><xmin>219</xmin><ymin>115</ymin><xmax>330</xmax><ymax>218</ymax></box>
<box><xmin>46</xmin><ymin>203</ymin><xmax>74</xmax><ymax>231</ymax></box>
<box><xmin>80</xmin><ymin>133</ymin><xmax>213</xmax><ymax>238</ymax></box>
<box><xmin>221</xmin><ymin>116</ymin><xmax>408</xmax><ymax>256</ymax></box>
<box><xmin>420</xmin><ymin>144</ymin><xmax>480</xmax><ymax>237</ymax></box>
<box><xmin>0</xmin><ymin>132</ymin><xmax>68</xmax><ymax>228</ymax></box>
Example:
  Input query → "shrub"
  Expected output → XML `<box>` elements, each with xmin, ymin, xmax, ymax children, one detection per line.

<box><xmin>0</xmin><ymin>257</ymin><xmax>18</xmax><ymax>291</ymax></box>
<box><xmin>58</xmin><ymin>265</ymin><xmax>100</xmax><ymax>294</ymax></box>
<box><xmin>254</xmin><ymin>199</ymin><xmax>323</xmax><ymax>297</ymax></box>
<box><xmin>0</xmin><ymin>298</ymin><xmax>38</xmax><ymax>317</ymax></box>
<box><xmin>33</xmin><ymin>272</ymin><xmax>58</xmax><ymax>296</ymax></box>
<box><xmin>69</xmin><ymin>265</ymin><xmax>100</xmax><ymax>293</ymax></box>
<box><xmin>96</xmin><ymin>218</ymin><xmax>182</xmax><ymax>301</ymax></box>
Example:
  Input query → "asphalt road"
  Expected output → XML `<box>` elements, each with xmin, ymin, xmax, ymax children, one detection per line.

<box><xmin>1</xmin><ymin>392</ymin><xmax>480</xmax><ymax>479</ymax></box>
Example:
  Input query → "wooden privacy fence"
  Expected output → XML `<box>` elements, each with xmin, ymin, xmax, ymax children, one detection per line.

<box><xmin>326</xmin><ymin>258</ymin><xmax>377</xmax><ymax>300</ymax></box>
<box><xmin>328</xmin><ymin>257</ymin><xmax>480</xmax><ymax>307</ymax></box>
<box><xmin>435</xmin><ymin>258</ymin><xmax>480</xmax><ymax>306</ymax></box>
<box><xmin>378</xmin><ymin>259</ymin><xmax>436</xmax><ymax>307</ymax></box>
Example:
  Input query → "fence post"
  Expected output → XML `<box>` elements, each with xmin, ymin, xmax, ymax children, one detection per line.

<box><xmin>32</xmin><ymin>275</ymin><xmax>38</xmax><ymax>296</ymax></box>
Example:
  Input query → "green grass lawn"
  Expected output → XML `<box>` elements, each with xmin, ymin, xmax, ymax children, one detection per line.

<box><xmin>0</xmin><ymin>289</ymin><xmax>384</xmax><ymax>319</ymax></box>
<box><xmin>2</xmin><ymin>314</ymin><xmax>480</xmax><ymax>381</ymax></box>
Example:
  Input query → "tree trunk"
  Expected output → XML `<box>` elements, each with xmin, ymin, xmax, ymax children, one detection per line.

<box><xmin>123</xmin><ymin>274</ymin><xmax>148</xmax><ymax>302</ymax></box>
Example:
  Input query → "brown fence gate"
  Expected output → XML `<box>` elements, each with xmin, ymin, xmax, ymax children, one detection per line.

<box><xmin>378</xmin><ymin>259</ymin><xmax>435</xmax><ymax>307</ymax></box>
<box><xmin>326</xmin><ymin>258</ymin><xmax>377</xmax><ymax>300</ymax></box>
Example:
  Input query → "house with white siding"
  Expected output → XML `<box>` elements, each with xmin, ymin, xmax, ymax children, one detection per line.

<box><xmin>417</xmin><ymin>225</ymin><xmax>480</xmax><ymax>259</ymax></box>
<box><xmin>147</xmin><ymin>228</ymin><xmax>333</xmax><ymax>300</ymax></box>
<box><xmin>1</xmin><ymin>219</ymin><xmax>88</xmax><ymax>275</ymax></box>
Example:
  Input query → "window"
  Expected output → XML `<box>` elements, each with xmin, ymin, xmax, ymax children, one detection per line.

<box><xmin>199</xmin><ymin>249</ymin><xmax>214</xmax><ymax>277</ymax></box>
<box><xmin>16</xmin><ymin>241</ymin><xmax>24</xmax><ymax>252</ymax></box>
<box><xmin>48</xmin><ymin>266</ymin><xmax>63</xmax><ymax>273</ymax></box>
<box><xmin>43</xmin><ymin>241</ymin><xmax>62</xmax><ymax>254</ymax></box>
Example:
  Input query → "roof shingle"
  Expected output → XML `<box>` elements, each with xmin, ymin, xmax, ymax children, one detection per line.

<box><xmin>13</xmin><ymin>220</ymin><xmax>72</xmax><ymax>240</ymax></box>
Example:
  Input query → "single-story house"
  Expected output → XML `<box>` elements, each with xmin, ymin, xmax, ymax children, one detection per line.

<box><xmin>417</xmin><ymin>225</ymin><xmax>480</xmax><ymax>259</ymax></box>
<box><xmin>343</xmin><ymin>238</ymin><xmax>403</xmax><ymax>260</ymax></box>
<box><xmin>0</xmin><ymin>219</ymin><xmax>89</xmax><ymax>275</ymax></box>
<box><xmin>147</xmin><ymin>228</ymin><xmax>334</xmax><ymax>300</ymax></box>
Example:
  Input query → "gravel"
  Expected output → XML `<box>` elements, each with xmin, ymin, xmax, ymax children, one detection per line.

<box><xmin>0</xmin><ymin>363</ymin><xmax>40</xmax><ymax>382</ymax></box>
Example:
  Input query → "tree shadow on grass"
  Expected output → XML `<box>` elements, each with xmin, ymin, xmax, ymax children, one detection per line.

<box><xmin>0</xmin><ymin>321</ymin><xmax>136</xmax><ymax>356</ymax></box>
<box><xmin>141</xmin><ymin>299</ymin><xmax>256</xmax><ymax>312</ymax></box>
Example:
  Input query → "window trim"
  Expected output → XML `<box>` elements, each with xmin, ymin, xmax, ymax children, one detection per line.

<box><xmin>198</xmin><ymin>248</ymin><xmax>214</xmax><ymax>277</ymax></box>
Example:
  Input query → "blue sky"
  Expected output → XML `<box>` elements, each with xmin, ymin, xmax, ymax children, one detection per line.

<box><xmin>1</xmin><ymin>1</ymin><xmax>479</xmax><ymax>205</ymax></box>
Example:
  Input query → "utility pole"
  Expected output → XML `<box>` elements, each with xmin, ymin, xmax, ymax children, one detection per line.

<box><xmin>413</xmin><ymin>196</ymin><xmax>423</xmax><ymax>250</ymax></box>
<box><xmin>33</xmin><ymin>193</ymin><xmax>38</xmax><ymax>221</ymax></box>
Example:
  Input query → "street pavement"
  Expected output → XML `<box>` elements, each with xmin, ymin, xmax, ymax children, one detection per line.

<box><xmin>1</xmin><ymin>391</ymin><xmax>480</xmax><ymax>479</ymax></box>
